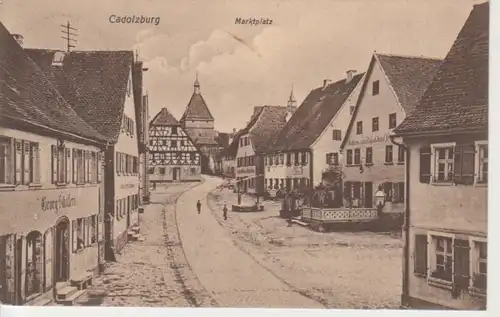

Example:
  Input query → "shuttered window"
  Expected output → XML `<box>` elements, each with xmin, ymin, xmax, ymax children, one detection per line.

<box><xmin>65</xmin><ymin>148</ymin><xmax>71</xmax><ymax>184</ymax></box>
<box><xmin>414</xmin><ymin>234</ymin><xmax>428</xmax><ymax>276</ymax></box>
<box><xmin>15</xmin><ymin>141</ymin><xmax>22</xmax><ymax>184</ymax></box>
<box><xmin>72</xmin><ymin>220</ymin><xmax>78</xmax><ymax>252</ymax></box>
<box><xmin>22</xmin><ymin>141</ymin><xmax>30</xmax><ymax>185</ymax></box>
<box><xmin>0</xmin><ymin>137</ymin><xmax>14</xmax><ymax>185</ymax></box>
<box><xmin>454</xmin><ymin>143</ymin><xmax>475</xmax><ymax>185</ymax></box>
<box><xmin>31</xmin><ymin>143</ymin><xmax>40</xmax><ymax>184</ymax></box>
<box><xmin>51</xmin><ymin>145</ymin><xmax>57</xmax><ymax>184</ymax></box>
<box><xmin>453</xmin><ymin>239</ymin><xmax>471</xmax><ymax>288</ymax></box>
<box><xmin>419</xmin><ymin>146</ymin><xmax>431</xmax><ymax>183</ymax></box>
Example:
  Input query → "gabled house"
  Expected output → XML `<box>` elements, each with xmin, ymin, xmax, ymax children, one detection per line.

<box><xmin>148</xmin><ymin>107</ymin><xmax>201</xmax><ymax>182</ymax></box>
<box><xmin>339</xmin><ymin>53</ymin><xmax>441</xmax><ymax>211</ymax></box>
<box><xmin>0</xmin><ymin>24</ymin><xmax>108</xmax><ymax>305</ymax></box>
<box><xmin>393</xmin><ymin>2</ymin><xmax>488</xmax><ymax>310</ymax></box>
<box><xmin>179</xmin><ymin>75</ymin><xmax>220</xmax><ymax>174</ymax></box>
<box><xmin>24</xmin><ymin>48</ymin><xmax>146</xmax><ymax>259</ymax></box>
<box><xmin>216</xmin><ymin>129</ymin><xmax>242</xmax><ymax>178</ymax></box>
<box><xmin>264</xmin><ymin>71</ymin><xmax>364</xmax><ymax>200</ymax></box>
<box><xmin>235</xmin><ymin>106</ymin><xmax>288</xmax><ymax>196</ymax></box>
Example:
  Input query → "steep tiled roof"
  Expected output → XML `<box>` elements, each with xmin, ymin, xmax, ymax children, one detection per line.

<box><xmin>395</xmin><ymin>2</ymin><xmax>488</xmax><ymax>135</ymax></box>
<box><xmin>180</xmin><ymin>92</ymin><xmax>214</xmax><ymax>121</ymax></box>
<box><xmin>0</xmin><ymin>23</ymin><xmax>107</xmax><ymax>143</ymax></box>
<box><xmin>248</xmin><ymin>106</ymin><xmax>288</xmax><ymax>153</ymax></box>
<box><xmin>24</xmin><ymin>48</ymin><xmax>134</xmax><ymax>142</ymax></box>
<box><xmin>219</xmin><ymin>129</ymin><xmax>245</xmax><ymax>158</ymax></box>
<box><xmin>150</xmin><ymin>107</ymin><xmax>180</xmax><ymax>126</ymax></box>
<box><xmin>193</xmin><ymin>136</ymin><xmax>220</xmax><ymax>146</ymax></box>
<box><xmin>340</xmin><ymin>53</ymin><xmax>442</xmax><ymax>149</ymax></box>
<box><xmin>269</xmin><ymin>73</ymin><xmax>364</xmax><ymax>152</ymax></box>
<box><xmin>376</xmin><ymin>54</ymin><xmax>442</xmax><ymax>114</ymax></box>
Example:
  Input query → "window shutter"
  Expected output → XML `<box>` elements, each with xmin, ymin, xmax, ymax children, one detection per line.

<box><xmin>15</xmin><ymin>140</ymin><xmax>22</xmax><ymax>185</ymax></box>
<box><xmin>393</xmin><ymin>183</ymin><xmax>399</xmax><ymax>202</ymax></box>
<box><xmin>19</xmin><ymin>235</ymin><xmax>26</xmax><ymax>301</ymax></box>
<box><xmin>32</xmin><ymin>144</ymin><xmax>40</xmax><ymax>184</ymax></box>
<box><xmin>72</xmin><ymin>149</ymin><xmax>77</xmax><ymax>183</ymax></box>
<box><xmin>419</xmin><ymin>146</ymin><xmax>431</xmax><ymax>183</ymax></box>
<box><xmin>97</xmin><ymin>152</ymin><xmax>102</xmax><ymax>183</ymax></box>
<box><xmin>4</xmin><ymin>234</ymin><xmax>16</xmax><ymax>304</ymax></box>
<box><xmin>51</xmin><ymin>145</ymin><xmax>57</xmax><ymax>184</ymax></box>
<box><xmin>43</xmin><ymin>228</ymin><xmax>53</xmax><ymax>291</ymax></box>
<box><xmin>414</xmin><ymin>234</ymin><xmax>428</xmax><ymax>276</ymax></box>
<box><xmin>98</xmin><ymin>213</ymin><xmax>104</xmax><ymax>242</ymax></box>
<box><xmin>65</xmin><ymin>149</ymin><xmax>71</xmax><ymax>184</ymax></box>
<box><xmin>453</xmin><ymin>239</ymin><xmax>470</xmax><ymax>288</ymax></box>
<box><xmin>455</xmin><ymin>144</ymin><xmax>475</xmax><ymax>185</ymax></box>
<box><xmin>23</xmin><ymin>141</ymin><xmax>30</xmax><ymax>184</ymax></box>
<box><xmin>72</xmin><ymin>220</ymin><xmax>78</xmax><ymax>252</ymax></box>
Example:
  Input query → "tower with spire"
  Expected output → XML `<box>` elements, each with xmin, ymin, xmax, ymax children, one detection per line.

<box><xmin>285</xmin><ymin>85</ymin><xmax>297</xmax><ymax>122</ymax></box>
<box><xmin>180</xmin><ymin>73</ymin><xmax>219</xmax><ymax>174</ymax></box>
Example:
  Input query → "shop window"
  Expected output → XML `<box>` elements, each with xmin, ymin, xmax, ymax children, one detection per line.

<box><xmin>366</xmin><ymin>147</ymin><xmax>373</xmax><ymax>165</ymax></box>
<box><xmin>385</xmin><ymin>145</ymin><xmax>393</xmax><ymax>163</ymax></box>
<box><xmin>372</xmin><ymin>117</ymin><xmax>379</xmax><ymax>132</ymax></box>
<box><xmin>25</xmin><ymin>231</ymin><xmax>43</xmax><ymax>297</ymax></box>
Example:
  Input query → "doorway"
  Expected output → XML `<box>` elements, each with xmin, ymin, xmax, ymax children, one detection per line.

<box><xmin>364</xmin><ymin>182</ymin><xmax>374</xmax><ymax>208</ymax></box>
<box><xmin>173</xmin><ymin>167</ymin><xmax>180</xmax><ymax>181</ymax></box>
<box><xmin>54</xmin><ymin>218</ymin><xmax>70</xmax><ymax>283</ymax></box>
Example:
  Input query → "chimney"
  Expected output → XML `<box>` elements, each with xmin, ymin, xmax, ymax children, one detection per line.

<box><xmin>346</xmin><ymin>70</ymin><xmax>357</xmax><ymax>83</ymax></box>
<box><xmin>12</xmin><ymin>34</ymin><xmax>24</xmax><ymax>47</ymax></box>
<box><xmin>323</xmin><ymin>79</ymin><xmax>331</xmax><ymax>89</ymax></box>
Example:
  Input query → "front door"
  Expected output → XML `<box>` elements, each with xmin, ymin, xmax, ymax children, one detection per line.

<box><xmin>173</xmin><ymin>167</ymin><xmax>179</xmax><ymax>181</ymax></box>
<box><xmin>364</xmin><ymin>182</ymin><xmax>373</xmax><ymax>208</ymax></box>
<box><xmin>55</xmin><ymin>220</ymin><xmax>70</xmax><ymax>282</ymax></box>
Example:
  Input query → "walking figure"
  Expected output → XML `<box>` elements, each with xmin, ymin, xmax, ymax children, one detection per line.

<box><xmin>197</xmin><ymin>200</ymin><xmax>202</xmax><ymax>214</ymax></box>
<box><xmin>223</xmin><ymin>204</ymin><xmax>228</xmax><ymax>220</ymax></box>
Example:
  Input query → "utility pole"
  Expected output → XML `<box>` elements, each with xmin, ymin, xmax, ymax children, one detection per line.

<box><xmin>61</xmin><ymin>21</ymin><xmax>77</xmax><ymax>52</ymax></box>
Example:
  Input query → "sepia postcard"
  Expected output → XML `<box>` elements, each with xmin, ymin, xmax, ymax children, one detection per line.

<box><xmin>0</xmin><ymin>0</ymin><xmax>494</xmax><ymax>315</ymax></box>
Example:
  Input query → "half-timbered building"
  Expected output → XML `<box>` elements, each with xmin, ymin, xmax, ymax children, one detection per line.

<box><xmin>0</xmin><ymin>25</ymin><xmax>107</xmax><ymax>305</ymax></box>
<box><xmin>148</xmin><ymin>108</ymin><xmax>201</xmax><ymax>182</ymax></box>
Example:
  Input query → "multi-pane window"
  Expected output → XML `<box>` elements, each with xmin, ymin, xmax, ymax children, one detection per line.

<box><xmin>332</xmin><ymin>129</ymin><xmax>342</xmax><ymax>141</ymax></box>
<box><xmin>1</xmin><ymin>138</ymin><xmax>40</xmax><ymax>185</ymax></box>
<box><xmin>389</xmin><ymin>113</ymin><xmax>397</xmax><ymax>129</ymax></box>
<box><xmin>372</xmin><ymin>80</ymin><xmax>380</xmax><ymax>95</ymax></box>
<box><xmin>398</xmin><ymin>145</ymin><xmax>405</xmax><ymax>163</ymax></box>
<box><xmin>477</xmin><ymin>145</ymin><xmax>488</xmax><ymax>183</ymax></box>
<box><xmin>431</xmin><ymin>236</ymin><xmax>453</xmax><ymax>281</ymax></box>
<box><xmin>372</xmin><ymin>117</ymin><xmax>379</xmax><ymax>132</ymax></box>
<box><xmin>366</xmin><ymin>147</ymin><xmax>373</xmax><ymax>164</ymax></box>
<box><xmin>0</xmin><ymin>137</ymin><xmax>14</xmax><ymax>184</ymax></box>
<box><xmin>474</xmin><ymin>242</ymin><xmax>487</xmax><ymax>290</ymax></box>
<box><xmin>356</xmin><ymin>121</ymin><xmax>363</xmax><ymax>135</ymax></box>
<box><xmin>385</xmin><ymin>145</ymin><xmax>393</xmax><ymax>163</ymax></box>
<box><xmin>354</xmin><ymin>149</ymin><xmax>361</xmax><ymax>165</ymax></box>
<box><xmin>116</xmin><ymin>152</ymin><xmax>139</xmax><ymax>175</ymax></box>
<box><xmin>434</xmin><ymin>146</ymin><xmax>454</xmax><ymax>182</ymax></box>
<box><xmin>346</xmin><ymin>149</ymin><xmax>353</xmax><ymax>165</ymax></box>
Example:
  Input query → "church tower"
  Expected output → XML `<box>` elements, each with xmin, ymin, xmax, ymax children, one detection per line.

<box><xmin>285</xmin><ymin>85</ymin><xmax>297</xmax><ymax>122</ymax></box>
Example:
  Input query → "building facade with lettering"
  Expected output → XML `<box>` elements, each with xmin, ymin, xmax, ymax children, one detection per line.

<box><xmin>24</xmin><ymin>48</ymin><xmax>146</xmax><ymax>259</ymax></box>
<box><xmin>0</xmin><ymin>25</ymin><xmax>107</xmax><ymax>305</ymax></box>
<box><xmin>340</xmin><ymin>52</ymin><xmax>442</xmax><ymax>211</ymax></box>
<box><xmin>265</xmin><ymin>73</ymin><xmax>364</xmax><ymax>198</ymax></box>
<box><xmin>179</xmin><ymin>75</ymin><xmax>221</xmax><ymax>174</ymax></box>
<box><xmin>235</xmin><ymin>106</ymin><xmax>288</xmax><ymax>195</ymax></box>
<box><xmin>394</xmin><ymin>3</ymin><xmax>488</xmax><ymax>309</ymax></box>
<box><xmin>148</xmin><ymin>107</ymin><xmax>201</xmax><ymax>182</ymax></box>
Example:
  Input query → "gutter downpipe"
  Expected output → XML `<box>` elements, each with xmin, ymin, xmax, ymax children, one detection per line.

<box><xmin>390</xmin><ymin>134</ymin><xmax>410</xmax><ymax>308</ymax></box>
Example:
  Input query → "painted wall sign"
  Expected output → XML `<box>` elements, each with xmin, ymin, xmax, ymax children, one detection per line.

<box><xmin>237</xmin><ymin>166</ymin><xmax>256</xmax><ymax>175</ymax></box>
<box><xmin>291</xmin><ymin>166</ymin><xmax>304</xmax><ymax>175</ymax></box>
<box><xmin>347</xmin><ymin>134</ymin><xmax>389</xmax><ymax>146</ymax></box>
<box><xmin>41</xmin><ymin>194</ymin><xmax>76</xmax><ymax>212</ymax></box>
<box><xmin>120</xmin><ymin>184</ymin><xmax>136</xmax><ymax>189</ymax></box>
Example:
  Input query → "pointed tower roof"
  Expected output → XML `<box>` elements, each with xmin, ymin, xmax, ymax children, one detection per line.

<box><xmin>288</xmin><ymin>85</ymin><xmax>296</xmax><ymax>103</ymax></box>
<box><xmin>180</xmin><ymin>74</ymin><xmax>214</xmax><ymax>121</ymax></box>
<box><xmin>150</xmin><ymin>107</ymin><xmax>181</xmax><ymax>126</ymax></box>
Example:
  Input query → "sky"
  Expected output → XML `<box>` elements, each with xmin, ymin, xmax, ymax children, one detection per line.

<box><xmin>0</xmin><ymin>0</ymin><xmax>484</xmax><ymax>133</ymax></box>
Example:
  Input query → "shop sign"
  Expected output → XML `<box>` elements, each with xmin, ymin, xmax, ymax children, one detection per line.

<box><xmin>291</xmin><ymin>166</ymin><xmax>304</xmax><ymax>175</ymax></box>
<box><xmin>347</xmin><ymin>134</ymin><xmax>389</xmax><ymax>146</ymax></box>
<box><xmin>120</xmin><ymin>184</ymin><xmax>136</xmax><ymax>189</ymax></box>
<box><xmin>41</xmin><ymin>193</ymin><xmax>76</xmax><ymax>212</ymax></box>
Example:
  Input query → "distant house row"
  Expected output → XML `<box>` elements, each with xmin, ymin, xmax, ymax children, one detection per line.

<box><xmin>0</xmin><ymin>23</ymin><xmax>150</xmax><ymax>305</ymax></box>
<box><xmin>217</xmin><ymin>2</ymin><xmax>488</xmax><ymax>310</ymax></box>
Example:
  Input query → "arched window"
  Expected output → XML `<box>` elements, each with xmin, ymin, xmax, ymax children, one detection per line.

<box><xmin>26</xmin><ymin>231</ymin><xmax>43</xmax><ymax>297</ymax></box>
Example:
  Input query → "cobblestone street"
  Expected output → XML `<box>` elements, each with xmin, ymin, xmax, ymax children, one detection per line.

<box><xmin>207</xmin><ymin>182</ymin><xmax>403</xmax><ymax>309</ymax></box>
<box><xmin>76</xmin><ymin>182</ymin><xmax>214</xmax><ymax>307</ymax></box>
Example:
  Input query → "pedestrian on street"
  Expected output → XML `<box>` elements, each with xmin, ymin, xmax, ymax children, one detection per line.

<box><xmin>197</xmin><ymin>200</ymin><xmax>202</xmax><ymax>214</ymax></box>
<box><xmin>223</xmin><ymin>204</ymin><xmax>228</xmax><ymax>220</ymax></box>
